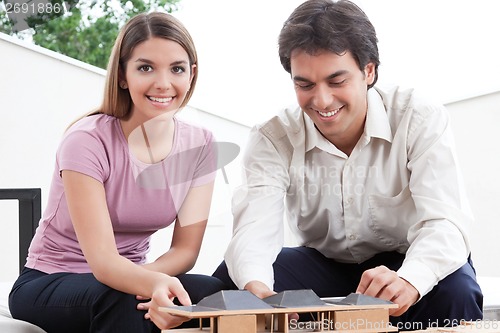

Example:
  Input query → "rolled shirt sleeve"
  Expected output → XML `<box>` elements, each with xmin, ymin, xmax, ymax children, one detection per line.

<box><xmin>397</xmin><ymin>100</ymin><xmax>472</xmax><ymax>298</ymax></box>
<box><xmin>225</xmin><ymin>128</ymin><xmax>289</xmax><ymax>289</ymax></box>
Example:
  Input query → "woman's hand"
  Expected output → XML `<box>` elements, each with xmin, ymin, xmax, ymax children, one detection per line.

<box><xmin>140</xmin><ymin>276</ymin><xmax>192</xmax><ymax>330</ymax></box>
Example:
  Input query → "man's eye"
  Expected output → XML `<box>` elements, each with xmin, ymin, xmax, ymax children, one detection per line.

<box><xmin>138</xmin><ymin>65</ymin><xmax>153</xmax><ymax>72</ymax></box>
<box><xmin>172</xmin><ymin>66</ymin><xmax>186</xmax><ymax>74</ymax></box>
<box><xmin>330</xmin><ymin>79</ymin><xmax>346</xmax><ymax>86</ymax></box>
<box><xmin>295</xmin><ymin>83</ymin><xmax>313</xmax><ymax>90</ymax></box>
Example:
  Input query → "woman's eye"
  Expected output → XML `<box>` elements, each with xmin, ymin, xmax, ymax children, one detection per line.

<box><xmin>138</xmin><ymin>65</ymin><xmax>153</xmax><ymax>72</ymax></box>
<box><xmin>172</xmin><ymin>66</ymin><xmax>186</xmax><ymax>74</ymax></box>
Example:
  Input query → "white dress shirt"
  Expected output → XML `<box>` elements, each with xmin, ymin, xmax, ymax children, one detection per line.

<box><xmin>225</xmin><ymin>85</ymin><xmax>473</xmax><ymax>299</ymax></box>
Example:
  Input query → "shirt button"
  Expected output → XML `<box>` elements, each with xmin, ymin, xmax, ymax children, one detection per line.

<box><xmin>349</xmin><ymin>234</ymin><xmax>356</xmax><ymax>240</ymax></box>
<box><xmin>347</xmin><ymin>197</ymin><xmax>354</xmax><ymax>205</ymax></box>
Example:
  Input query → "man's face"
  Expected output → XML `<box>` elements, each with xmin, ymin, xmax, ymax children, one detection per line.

<box><xmin>290</xmin><ymin>49</ymin><xmax>375</xmax><ymax>153</ymax></box>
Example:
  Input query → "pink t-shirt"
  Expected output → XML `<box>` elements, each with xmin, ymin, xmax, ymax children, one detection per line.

<box><xmin>26</xmin><ymin>113</ymin><xmax>216</xmax><ymax>274</ymax></box>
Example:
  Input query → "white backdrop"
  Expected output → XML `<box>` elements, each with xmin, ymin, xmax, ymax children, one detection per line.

<box><xmin>174</xmin><ymin>0</ymin><xmax>500</xmax><ymax>126</ymax></box>
<box><xmin>1</xmin><ymin>0</ymin><xmax>500</xmax><ymax>281</ymax></box>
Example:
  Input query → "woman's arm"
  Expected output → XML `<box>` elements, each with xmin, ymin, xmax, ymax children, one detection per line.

<box><xmin>62</xmin><ymin>170</ymin><xmax>190</xmax><ymax>302</ymax></box>
<box><xmin>143</xmin><ymin>181</ymin><xmax>214</xmax><ymax>275</ymax></box>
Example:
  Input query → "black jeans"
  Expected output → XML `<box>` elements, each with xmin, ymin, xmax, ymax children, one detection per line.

<box><xmin>213</xmin><ymin>247</ymin><xmax>484</xmax><ymax>331</ymax></box>
<box><xmin>9</xmin><ymin>268</ymin><xmax>226</xmax><ymax>333</ymax></box>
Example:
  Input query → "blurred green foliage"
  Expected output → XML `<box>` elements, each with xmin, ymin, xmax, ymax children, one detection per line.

<box><xmin>0</xmin><ymin>0</ymin><xmax>180</xmax><ymax>69</ymax></box>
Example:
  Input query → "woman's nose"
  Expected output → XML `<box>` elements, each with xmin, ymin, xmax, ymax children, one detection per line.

<box><xmin>154</xmin><ymin>72</ymin><xmax>173</xmax><ymax>90</ymax></box>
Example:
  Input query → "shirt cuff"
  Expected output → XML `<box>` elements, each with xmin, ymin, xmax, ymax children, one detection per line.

<box><xmin>397</xmin><ymin>260</ymin><xmax>439</xmax><ymax>301</ymax></box>
<box><xmin>227</xmin><ymin>261</ymin><xmax>274</xmax><ymax>291</ymax></box>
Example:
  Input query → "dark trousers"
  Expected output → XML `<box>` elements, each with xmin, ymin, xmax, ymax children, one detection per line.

<box><xmin>9</xmin><ymin>268</ymin><xmax>226</xmax><ymax>333</ymax></box>
<box><xmin>213</xmin><ymin>247</ymin><xmax>483</xmax><ymax>331</ymax></box>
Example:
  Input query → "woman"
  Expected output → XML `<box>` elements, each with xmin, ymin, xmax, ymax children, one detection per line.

<box><xmin>9</xmin><ymin>12</ymin><xmax>225</xmax><ymax>332</ymax></box>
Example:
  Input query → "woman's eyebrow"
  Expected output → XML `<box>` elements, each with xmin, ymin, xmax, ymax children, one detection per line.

<box><xmin>135</xmin><ymin>58</ymin><xmax>154</xmax><ymax>64</ymax></box>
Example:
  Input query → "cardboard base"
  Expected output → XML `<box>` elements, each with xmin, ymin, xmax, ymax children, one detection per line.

<box><xmin>163</xmin><ymin>310</ymin><xmax>398</xmax><ymax>333</ymax></box>
<box><xmin>217</xmin><ymin>314</ymin><xmax>256</xmax><ymax>333</ymax></box>
<box><xmin>161</xmin><ymin>290</ymin><xmax>398</xmax><ymax>333</ymax></box>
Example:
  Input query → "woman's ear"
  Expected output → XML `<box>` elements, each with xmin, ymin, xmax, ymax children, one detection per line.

<box><xmin>118</xmin><ymin>68</ymin><xmax>128</xmax><ymax>89</ymax></box>
<box><xmin>190</xmin><ymin>64</ymin><xmax>197</xmax><ymax>85</ymax></box>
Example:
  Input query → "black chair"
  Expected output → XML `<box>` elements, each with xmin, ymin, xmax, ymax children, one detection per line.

<box><xmin>0</xmin><ymin>189</ymin><xmax>41</xmax><ymax>273</ymax></box>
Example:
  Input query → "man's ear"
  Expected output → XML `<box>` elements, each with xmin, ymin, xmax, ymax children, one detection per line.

<box><xmin>364</xmin><ymin>62</ymin><xmax>376</xmax><ymax>86</ymax></box>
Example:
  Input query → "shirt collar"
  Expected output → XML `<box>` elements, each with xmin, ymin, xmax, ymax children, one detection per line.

<box><xmin>303</xmin><ymin>88</ymin><xmax>393</xmax><ymax>153</ymax></box>
<box><xmin>365</xmin><ymin>88</ymin><xmax>393</xmax><ymax>143</ymax></box>
<box><xmin>304</xmin><ymin>115</ymin><xmax>319</xmax><ymax>152</ymax></box>
<box><xmin>304</xmin><ymin>114</ymin><xmax>346</xmax><ymax>156</ymax></box>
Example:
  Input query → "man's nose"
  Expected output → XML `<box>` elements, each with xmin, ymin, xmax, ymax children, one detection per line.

<box><xmin>313</xmin><ymin>85</ymin><xmax>334</xmax><ymax>110</ymax></box>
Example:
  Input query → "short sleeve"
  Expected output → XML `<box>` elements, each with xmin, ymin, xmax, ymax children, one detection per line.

<box><xmin>57</xmin><ymin>130</ymin><xmax>110</xmax><ymax>183</ymax></box>
<box><xmin>191</xmin><ymin>130</ymin><xmax>217</xmax><ymax>187</ymax></box>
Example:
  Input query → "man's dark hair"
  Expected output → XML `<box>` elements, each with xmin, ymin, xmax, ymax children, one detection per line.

<box><xmin>278</xmin><ymin>0</ymin><xmax>380</xmax><ymax>88</ymax></box>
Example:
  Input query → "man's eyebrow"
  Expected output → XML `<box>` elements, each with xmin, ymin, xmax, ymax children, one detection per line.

<box><xmin>293</xmin><ymin>70</ymin><xmax>349</xmax><ymax>82</ymax></box>
<box><xmin>293</xmin><ymin>75</ymin><xmax>312</xmax><ymax>83</ymax></box>
<box><xmin>326</xmin><ymin>70</ymin><xmax>349</xmax><ymax>80</ymax></box>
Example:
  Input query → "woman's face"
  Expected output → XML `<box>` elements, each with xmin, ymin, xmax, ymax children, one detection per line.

<box><xmin>122</xmin><ymin>37</ymin><xmax>195</xmax><ymax>123</ymax></box>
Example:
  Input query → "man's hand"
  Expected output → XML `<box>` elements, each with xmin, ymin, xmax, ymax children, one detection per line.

<box><xmin>244</xmin><ymin>280</ymin><xmax>300</xmax><ymax>321</ymax></box>
<box><xmin>244</xmin><ymin>280</ymin><xmax>276</xmax><ymax>299</ymax></box>
<box><xmin>356</xmin><ymin>265</ymin><xmax>419</xmax><ymax>316</ymax></box>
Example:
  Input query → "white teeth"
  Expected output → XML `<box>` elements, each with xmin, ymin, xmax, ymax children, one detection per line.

<box><xmin>148</xmin><ymin>96</ymin><xmax>172</xmax><ymax>103</ymax></box>
<box><xmin>318</xmin><ymin>108</ymin><xmax>340</xmax><ymax>117</ymax></box>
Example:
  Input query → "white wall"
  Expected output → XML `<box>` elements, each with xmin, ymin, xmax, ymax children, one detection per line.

<box><xmin>1</xmin><ymin>33</ymin><xmax>106</xmax><ymax>281</ymax></box>
<box><xmin>174</xmin><ymin>0</ymin><xmax>500</xmax><ymax>126</ymax></box>
<box><xmin>447</xmin><ymin>92</ymin><xmax>500</xmax><ymax>278</ymax></box>
<box><xmin>1</xmin><ymin>32</ymin><xmax>499</xmax><ymax>283</ymax></box>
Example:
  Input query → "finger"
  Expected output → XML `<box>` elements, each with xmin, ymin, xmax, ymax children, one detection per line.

<box><xmin>356</xmin><ymin>280</ymin><xmax>368</xmax><ymax>294</ymax></box>
<box><xmin>390</xmin><ymin>306</ymin><xmax>405</xmax><ymax>317</ymax></box>
<box><xmin>356</xmin><ymin>266</ymin><xmax>382</xmax><ymax>294</ymax></box>
<box><xmin>359</xmin><ymin>266</ymin><xmax>399</xmax><ymax>298</ymax></box>
<box><xmin>375</xmin><ymin>281</ymin><xmax>401</xmax><ymax>302</ymax></box>
<box><xmin>358</xmin><ymin>273</ymin><xmax>384</xmax><ymax>297</ymax></box>
<box><xmin>151</xmin><ymin>294</ymin><xmax>176</xmax><ymax>314</ymax></box>
<box><xmin>387</xmin><ymin>287</ymin><xmax>416</xmax><ymax>316</ymax></box>
<box><xmin>168</xmin><ymin>279</ymin><xmax>191</xmax><ymax>306</ymax></box>
<box><xmin>168</xmin><ymin>315</ymin><xmax>190</xmax><ymax>328</ymax></box>
<box><xmin>389</xmin><ymin>298</ymin><xmax>410</xmax><ymax>317</ymax></box>
<box><xmin>148</xmin><ymin>310</ymin><xmax>189</xmax><ymax>330</ymax></box>
<box><xmin>137</xmin><ymin>300</ymin><xmax>152</xmax><ymax>311</ymax></box>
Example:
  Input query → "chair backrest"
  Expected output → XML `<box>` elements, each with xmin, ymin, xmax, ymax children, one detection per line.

<box><xmin>0</xmin><ymin>188</ymin><xmax>41</xmax><ymax>273</ymax></box>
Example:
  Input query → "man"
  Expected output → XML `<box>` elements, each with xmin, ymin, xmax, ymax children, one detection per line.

<box><xmin>214</xmin><ymin>0</ymin><xmax>483</xmax><ymax>329</ymax></box>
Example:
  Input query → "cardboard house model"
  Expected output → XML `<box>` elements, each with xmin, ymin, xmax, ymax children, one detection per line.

<box><xmin>161</xmin><ymin>289</ymin><xmax>398</xmax><ymax>333</ymax></box>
